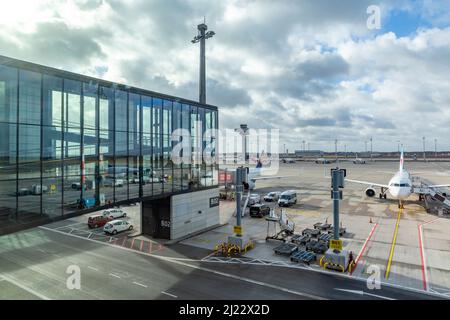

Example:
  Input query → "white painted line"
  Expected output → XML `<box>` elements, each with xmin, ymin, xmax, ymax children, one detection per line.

<box><xmin>335</xmin><ymin>288</ymin><xmax>395</xmax><ymax>300</ymax></box>
<box><xmin>109</xmin><ymin>273</ymin><xmax>121</xmax><ymax>279</ymax></box>
<box><xmin>38</xmin><ymin>225</ymin><xmax>448</xmax><ymax>300</ymax></box>
<box><xmin>133</xmin><ymin>281</ymin><xmax>148</xmax><ymax>288</ymax></box>
<box><xmin>161</xmin><ymin>291</ymin><xmax>177</xmax><ymax>298</ymax></box>
<box><xmin>87</xmin><ymin>233</ymin><xmax>93</xmax><ymax>239</ymax></box>
<box><xmin>88</xmin><ymin>266</ymin><xmax>99</xmax><ymax>272</ymax></box>
<box><xmin>55</xmin><ymin>222</ymin><xmax>84</xmax><ymax>229</ymax></box>
<box><xmin>0</xmin><ymin>274</ymin><xmax>51</xmax><ymax>300</ymax></box>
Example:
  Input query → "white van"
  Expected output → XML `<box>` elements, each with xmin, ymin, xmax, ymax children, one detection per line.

<box><xmin>278</xmin><ymin>190</ymin><xmax>297</xmax><ymax>207</ymax></box>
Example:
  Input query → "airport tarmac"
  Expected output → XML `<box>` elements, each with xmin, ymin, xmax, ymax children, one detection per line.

<box><xmin>182</xmin><ymin>160</ymin><xmax>450</xmax><ymax>297</ymax></box>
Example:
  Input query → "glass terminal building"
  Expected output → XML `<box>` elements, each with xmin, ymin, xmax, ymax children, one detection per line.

<box><xmin>0</xmin><ymin>55</ymin><xmax>219</xmax><ymax>236</ymax></box>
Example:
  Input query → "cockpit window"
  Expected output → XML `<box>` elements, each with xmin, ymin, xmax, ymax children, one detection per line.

<box><xmin>391</xmin><ymin>183</ymin><xmax>410</xmax><ymax>187</ymax></box>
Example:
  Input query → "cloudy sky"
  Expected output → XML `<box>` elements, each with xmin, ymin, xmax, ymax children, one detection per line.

<box><xmin>1</xmin><ymin>0</ymin><xmax>450</xmax><ymax>153</ymax></box>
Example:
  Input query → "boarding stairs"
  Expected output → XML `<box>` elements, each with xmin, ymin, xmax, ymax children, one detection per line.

<box><xmin>414</xmin><ymin>180</ymin><xmax>450</xmax><ymax>209</ymax></box>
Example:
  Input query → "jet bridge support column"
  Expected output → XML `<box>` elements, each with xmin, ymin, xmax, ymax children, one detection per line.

<box><xmin>321</xmin><ymin>168</ymin><xmax>352</xmax><ymax>272</ymax></box>
<box><xmin>226</xmin><ymin>166</ymin><xmax>253</xmax><ymax>253</ymax></box>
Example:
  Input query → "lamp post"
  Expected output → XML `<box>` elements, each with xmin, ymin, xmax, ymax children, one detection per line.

<box><xmin>435</xmin><ymin>138</ymin><xmax>437</xmax><ymax>159</ymax></box>
<box><xmin>235</xmin><ymin>124</ymin><xmax>249</xmax><ymax>164</ymax></box>
<box><xmin>335</xmin><ymin>139</ymin><xmax>338</xmax><ymax>161</ymax></box>
<box><xmin>423</xmin><ymin>136</ymin><xmax>426</xmax><ymax>161</ymax></box>
<box><xmin>192</xmin><ymin>22</ymin><xmax>215</xmax><ymax>104</ymax></box>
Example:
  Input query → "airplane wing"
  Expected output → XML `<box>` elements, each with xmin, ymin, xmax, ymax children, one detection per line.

<box><xmin>345</xmin><ymin>178</ymin><xmax>389</xmax><ymax>188</ymax></box>
<box><xmin>252</xmin><ymin>176</ymin><xmax>290</xmax><ymax>181</ymax></box>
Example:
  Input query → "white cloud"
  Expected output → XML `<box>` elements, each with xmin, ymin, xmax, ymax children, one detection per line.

<box><xmin>0</xmin><ymin>0</ymin><xmax>448</xmax><ymax>152</ymax></box>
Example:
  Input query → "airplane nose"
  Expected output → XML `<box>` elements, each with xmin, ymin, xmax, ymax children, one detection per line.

<box><xmin>389</xmin><ymin>188</ymin><xmax>399</xmax><ymax>198</ymax></box>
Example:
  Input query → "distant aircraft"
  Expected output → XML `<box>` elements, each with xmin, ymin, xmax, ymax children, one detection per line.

<box><xmin>282</xmin><ymin>158</ymin><xmax>296</xmax><ymax>164</ymax></box>
<box><xmin>352</xmin><ymin>153</ymin><xmax>366</xmax><ymax>164</ymax></box>
<box><xmin>315</xmin><ymin>157</ymin><xmax>333</xmax><ymax>164</ymax></box>
<box><xmin>346</xmin><ymin>150</ymin><xmax>450</xmax><ymax>208</ymax></box>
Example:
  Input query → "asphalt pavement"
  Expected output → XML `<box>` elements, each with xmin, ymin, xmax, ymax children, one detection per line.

<box><xmin>0</xmin><ymin>225</ymin><xmax>442</xmax><ymax>300</ymax></box>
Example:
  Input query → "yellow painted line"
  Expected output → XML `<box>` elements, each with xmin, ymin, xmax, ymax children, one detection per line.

<box><xmin>385</xmin><ymin>208</ymin><xmax>402</xmax><ymax>279</ymax></box>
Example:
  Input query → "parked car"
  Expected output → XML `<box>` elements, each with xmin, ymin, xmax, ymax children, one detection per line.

<box><xmin>16</xmin><ymin>188</ymin><xmax>31</xmax><ymax>196</ymax></box>
<box><xmin>278</xmin><ymin>190</ymin><xmax>297</xmax><ymax>207</ymax></box>
<box><xmin>71</xmin><ymin>182</ymin><xmax>82</xmax><ymax>190</ymax></box>
<box><xmin>130</xmin><ymin>175</ymin><xmax>160</xmax><ymax>185</ymax></box>
<box><xmin>249</xmin><ymin>204</ymin><xmax>271</xmax><ymax>218</ymax></box>
<box><xmin>88</xmin><ymin>214</ymin><xmax>110</xmax><ymax>228</ymax></box>
<box><xmin>102</xmin><ymin>208</ymin><xmax>126</xmax><ymax>219</ymax></box>
<box><xmin>31</xmin><ymin>184</ymin><xmax>48</xmax><ymax>195</ymax></box>
<box><xmin>263</xmin><ymin>191</ymin><xmax>281</xmax><ymax>202</ymax></box>
<box><xmin>103</xmin><ymin>219</ymin><xmax>133</xmax><ymax>235</ymax></box>
<box><xmin>247</xmin><ymin>193</ymin><xmax>261</xmax><ymax>206</ymax></box>
<box><xmin>103</xmin><ymin>178</ymin><xmax>124</xmax><ymax>187</ymax></box>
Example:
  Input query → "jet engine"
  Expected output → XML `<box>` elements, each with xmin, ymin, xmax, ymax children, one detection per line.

<box><xmin>365</xmin><ymin>187</ymin><xmax>376</xmax><ymax>197</ymax></box>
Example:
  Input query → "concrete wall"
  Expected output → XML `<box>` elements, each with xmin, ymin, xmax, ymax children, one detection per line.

<box><xmin>170</xmin><ymin>188</ymin><xmax>220</xmax><ymax>240</ymax></box>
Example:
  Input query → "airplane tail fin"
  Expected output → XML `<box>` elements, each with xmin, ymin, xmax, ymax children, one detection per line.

<box><xmin>399</xmin><ymin>149</ymin><xmax>404</xmax><ymax>171</ymax></box>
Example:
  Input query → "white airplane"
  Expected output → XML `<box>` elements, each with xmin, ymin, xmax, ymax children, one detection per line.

<box><xmin>352</xmin><ymin>153</ymin><xmax>366</xmax><ymax>164</ymax></box>
<box><xmin>346</xmin><ymin>150</ymin><xmax>450</xmax><ymax>208</ymax></box>
<box><xmin>315</xmin><ymin>157</ymin><xmax>334</xmax><ymax>164</ymax></box>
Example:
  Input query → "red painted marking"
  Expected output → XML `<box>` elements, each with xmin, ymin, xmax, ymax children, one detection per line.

<box><xmin>418</xmin><ymin>224</ymin><xmax>427</xmax><ymax>291</ymax></box>
<box><xmin>139</xmin><ymin>240</ymin><xmax>144</xmax><ymax>251</ymax></box>
<box><xmin>149</xmin><ymin>241</ymin><xmax>152</xmax><ymax>253</ymax></box>
<box><xmin>130</xmin><ymin>239</ymin><xmax>135</xmax><ymax>249</ymax></box>
<box><xmin>350</xmin><ymin>223</ymin><xmax>379</xmax><ymax>275</ymax></box>
<box><xmin>417</xmin><ymin>217</ymin><xmax>440</xmax><ymax>291</ymax></box>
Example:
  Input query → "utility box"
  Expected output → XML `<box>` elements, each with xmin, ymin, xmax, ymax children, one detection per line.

<box><xmin>330</xmin><ymin>168</ymin><xmax>346</xmax><ymax>188</ymax></box>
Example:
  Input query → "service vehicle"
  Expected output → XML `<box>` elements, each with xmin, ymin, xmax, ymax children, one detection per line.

<box><xmin>278</xmin><ymin>190</ymin><xmax>297</xmax><ymax>207</ymax></box>
<box><xmin>249</xmin><ymin>203</ymin><xmax>271</xmax><ymax>218</ymax></box>
<box><xmin>263</xmin><ymin>191</ymin><xmax>281</xmax><ymax>202</ymax></box>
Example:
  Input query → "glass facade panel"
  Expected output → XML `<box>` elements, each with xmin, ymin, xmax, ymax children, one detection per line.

<box><xmin>0</xmin><ymin>65</ymin><xmax>18</xmax><ymax>123</ymax></box>
<box><xmin>19</xmin><ymin>70</ymin><xmax>41</xmax><ymax>125</ymax></box>
<box><xmin>0</xmin><ymin>56</ymin><xmax>218</xmax><ymax>233</ymax></box>
<box><xmin>0</xmin><ymin>122</ymin><xmax>16</xmax><ymax>181</ymax></box>
<box><xmin>152</xmin><ymin>98</ymin><xmax>162</xmax><ymax>195</ymax></box>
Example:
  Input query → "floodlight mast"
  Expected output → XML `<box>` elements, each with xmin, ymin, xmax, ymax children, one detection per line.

<box><xmin>192</xmin><ymin>23</ymin><xmax>215</xmax><ymax>104</ymax></box>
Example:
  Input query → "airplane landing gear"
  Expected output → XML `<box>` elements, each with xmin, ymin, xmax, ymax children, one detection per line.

<box><xmin>380</xmin><ymin>187</ymin><xmax>387</xmax><ymax>199</ymax></box>
<box><xmin>398</xmin><ymin>201</ymin><xmax>404</xmax><ymax>209</ymax></box>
